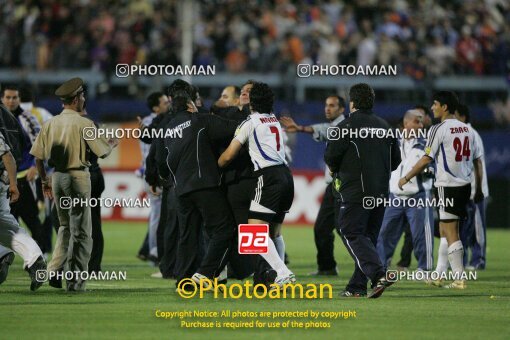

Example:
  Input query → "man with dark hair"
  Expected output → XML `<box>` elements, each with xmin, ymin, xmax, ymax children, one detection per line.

<box><xmin>158</xmin><ymin>90</ymin><xmax>238</xmax><ymax>288</ymax></box>
<box><xmin>348</xmin><ymin>83</ymin><xmax>375</xmax><ymax>110</ymax></box>
<box><xmin>399</xmin><ymin>91</ymin><xmax>484</xmax><ymax>289</ymax></box>
<box><xmin>0</xmin><ymin>83</ymin><xmax>46</xmax><ymax>290</ymax></box>
<box><xmin>455</xmin><ymin>104</ymin><xmax>488</xmax><ymax>270</ymax></box>
<box><xmin>136</xmin><ymin>92</ymin><xmax>169</xmax><ymax>268</ymax></box>
<box><xmin>219</xmin><ymin>82</ymin><xmax>295</xmax><ymax>289</ymax></box>
<box><xmin>325</xmin><ymin>83</ymin><xmax>401</xmax><ymax>298</ymax></box>
<box><xmin>0</xmin><ymin>128</ymin><xmax>46</xmax><ymax>290</ymax></box>
<box><xmin>138</xmin><ymin>79</ymin><xmax>200</xmax><ymax>145</ymax></box>
<box><xmin>280</xmin><ymin>95</ymin><xmax>347</xmax><ymax>276</ymax></box>
<box><xmin>1</xmin><ymin>85</ymin><xmax>46</xmax><ymax>253</ymax></box>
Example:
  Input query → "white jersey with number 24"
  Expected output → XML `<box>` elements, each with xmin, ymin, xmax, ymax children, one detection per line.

<box><xmin>425</xmin><ymin>118</ymin><xmax>482</xmax><ymax>187</ymax></box>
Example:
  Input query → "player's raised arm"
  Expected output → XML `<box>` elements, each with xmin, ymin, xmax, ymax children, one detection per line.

<box><xmin>280</xmin><ymin>116</ymin><xmax>314</xmax><ymax>134</ymax></box>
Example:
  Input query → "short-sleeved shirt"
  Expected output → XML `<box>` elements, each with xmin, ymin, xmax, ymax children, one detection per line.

<box><xmin>425</xmin><ymin>118</ymin><xmax>482</xmax><ymax>187</ymax></box>
<box><xmin>30</xmin><ymin>109</ymin><xmax>113</xmax><ymax>171</ymax></box>
<box><xmin>234</xmin><ymin>112</ymin><xmax>287</xmax><ymax>171</ymax></box>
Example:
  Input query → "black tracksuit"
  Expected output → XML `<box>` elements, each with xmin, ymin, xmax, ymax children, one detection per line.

<box><xmin>157</xmin><ymin>110</ymin><xmax>238</xmax><ymax>280</ymax></box>
<box><xmin>325</xmin><ymin>108</ymin><xmax>401</xmax><ymax>293</ymax></box>
<box><xmin>145</xmin><ymin>137</ymin><xmax>180</xmax><ymax>278</ymax></box>
<box><xmin>212</xmin><ymin>105</ymin><xmax>256</xmax><ymax>279</ymax></box>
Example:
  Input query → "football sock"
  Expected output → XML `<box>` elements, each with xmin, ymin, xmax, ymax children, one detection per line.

<box><xmin>435</xmin><ymin>237</ymin><xmax>448</xmax><ymax>275</ymax></box>
<box><xmin>448</xmin><ymin>240</ymin><xmax>464</xmax><ymax>277</ymax></box>
<box><xmin>259</xmin><ymin>239</ymin><xmax>291</xmax><ymax>278</ymax></box>
<box><xmin>274</xmin><ymin>235</ymin><xmax>285</xmax><ymax>261</ymax></box>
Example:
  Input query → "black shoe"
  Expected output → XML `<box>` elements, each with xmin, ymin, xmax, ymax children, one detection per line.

<box><xmin>263</xmin><ymin>269</ymin><xmax>277</xmax><ymax>285</ymax></box>
<box><xmin>367</xmin><ymin>276</ymin><xmax>395</xmax><ymax>299</ymax></box>
<box><xmin>0</xmin><ymin>253</ymin><xmax>15</xmax><ymax>285</ymax></box>
<box><xmin>308</xmin><ymin>268</ymin><xmax>338</xmax><ymax>276</ymax></box>
<box><xmin>339</xmin><ymin>290</ymin><xmax>366</xmax><ymax>298</ymax></box>
<box><xmin>26</xmin><ymin>256</ymin><xmax>47</xmax><ymax>291</ymax></box>
<box><xmin>254</xmin><ymin>269</ymin><xmax>277</xmax><ymax>292</ymax></box>
<box><xmin>49</xmin><ymin>269</ymin><xmax>63</xmax><ymax>289</ymax></box>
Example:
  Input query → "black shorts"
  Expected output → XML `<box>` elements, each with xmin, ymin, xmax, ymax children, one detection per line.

<box><xmin>434</xmin><ymin>184</ymin><xmax>471</xmax><ymax>220</ymax></box>
<box><xmin>249</xmin><ymin>165</ymin><xmax>294</xmax><ymax>223</ymax></box>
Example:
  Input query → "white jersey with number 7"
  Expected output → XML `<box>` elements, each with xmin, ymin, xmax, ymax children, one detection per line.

<box><xmin>234</xmin><ymin>112</ymin><xmax>288</xmax><ymax>171</ymax></box>
<box><xmin>425</xmin><ymin>118</ymin><xmax>482</xmax><ymax>187</ymax></box>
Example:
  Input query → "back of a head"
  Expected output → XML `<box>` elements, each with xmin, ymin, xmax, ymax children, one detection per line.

<box><xmin>249</xmin><ymin>82</ymin><xmax>274</xmax><ymax>114</ymax></box>
<box><xmin>19</xmin><ymin>86</ymin><xmax>34</xmax><ymax>103</ymax></box>
<box><xmin>456</xmin><ymin>103</ymin><xmax>470</xmax><ymax>123</ymax></box>
<box><xmin>172</xmin><ymin>90</ymin><xmax>192</xmax><ymax>112</ymax></box>
<box><xmin>349</xmin><ymin>83</ymin><xmax>375</xmax><ymax>110</ymax></box>
<box><xmin>432</xmin><ymin>91</ymin><xmax>459</xmax><ymax>115</ymax></box>
<box><xmin>146</xmin><ymin>91</ymin><xmax>164</xmax><ymax>111</ymax></box>
<box><xmin>167</xmin><ymin>79</ymin><xmax>195</xmax><ymax>101</ymax></box>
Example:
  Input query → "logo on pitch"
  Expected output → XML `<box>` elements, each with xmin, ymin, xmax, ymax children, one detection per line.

<box><xmin>238</xmin><ymin>224</ymin><xmax>269</xmax><ymax>254</ymax></box>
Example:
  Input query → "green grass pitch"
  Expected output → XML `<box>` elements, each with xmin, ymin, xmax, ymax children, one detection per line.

<box><xmin>1</xmin><ymin>222</ymin><xmax>509</xmax><ymax>339</ymax></box>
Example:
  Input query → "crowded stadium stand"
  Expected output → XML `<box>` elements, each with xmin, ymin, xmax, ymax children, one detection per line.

<box><xmin>1</xmin><ymin>0</ymin><xmax>509</xmax><ymax>228</ymax></box>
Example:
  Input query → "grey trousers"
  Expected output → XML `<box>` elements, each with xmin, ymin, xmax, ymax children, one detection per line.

<box><xmin>0</xmin><ymin>181</ymin><xmax>42</xmax><ymax>268</ymax></box>
<box><xmin>49</xmin><ymin>170</ymin><xmax>92</xmax><ymax>291</ymax></box>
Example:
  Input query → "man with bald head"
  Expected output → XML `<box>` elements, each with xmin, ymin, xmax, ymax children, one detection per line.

<box><xmin>218</xmin><ymin>86</ymin><xmax>241</xmax><ymax>108</ymax></box>
<box><xmin>377</xmin><ymin>109</ymin><xmax>435</xmax><ymax>273</ymax></box>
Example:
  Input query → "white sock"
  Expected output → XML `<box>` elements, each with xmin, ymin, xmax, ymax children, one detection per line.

<box><xmin>11</xmin><ymin>229</ymin><xmax>42</xmax><ymax>269</ymax></box>
<box><xmin>274</xmin><ymin>235</ymin><xmax>285</xmax><ymax>261</ymax></box>
<box><xmin>259</xmin><ymin>239</ymin><xmax>291</xmax><ymax>278</ymax></box>
<box><xmin>447</xmin><ymin>240</ymin><xmax>464</xmax><ymax>278</ymax></box>
<box><xmin>435</xmin><ymin>237</ymin><xmax>448</xmax><ymax>275</ymax></box>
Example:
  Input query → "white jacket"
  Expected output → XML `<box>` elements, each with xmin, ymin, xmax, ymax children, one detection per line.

<box><xmin>390</xmin><ymin>138</ymin><xmax>433</xmax><ymax>197</ymax></box>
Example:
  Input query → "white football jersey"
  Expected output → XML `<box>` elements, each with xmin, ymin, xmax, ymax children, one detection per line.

<box><xmin>425</xmin><ymin>118</ymin><xmax>482</xmax><ymax>187</ymax></box>
<box><xmin>234</xmin><ymin>112</ymin><xmax>287</xmax><ymax>171</ymax></box>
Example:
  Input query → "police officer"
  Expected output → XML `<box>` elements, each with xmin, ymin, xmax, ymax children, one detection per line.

<box><xmin>157</xmin><ymin>90</ymin><xmax>238</xmax><ymax>286</ymax></box>
<box><xmin>30</xmin><ymin>77</ymin><xmax>116</xmax><ymax>291</ymax></box>
<box><xmin>325</xmin><ymin>83</ymin><xmax>401</xmax><ymax>298</ymax></box>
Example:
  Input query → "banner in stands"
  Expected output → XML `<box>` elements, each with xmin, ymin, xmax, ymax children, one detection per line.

<box><xmin>101</xmin><ymin>169</ymin><xmax>326</xmax><ymax>225</ymax></box>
